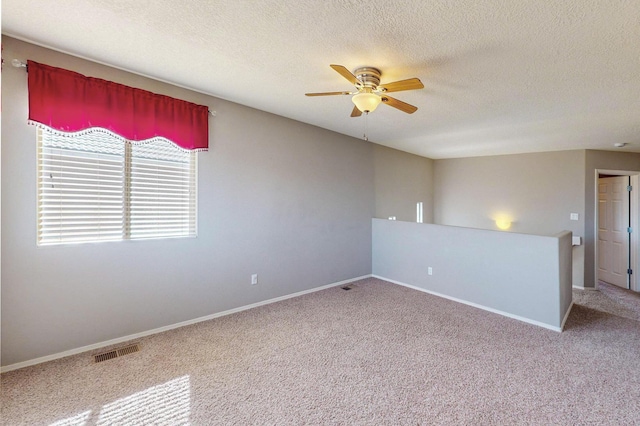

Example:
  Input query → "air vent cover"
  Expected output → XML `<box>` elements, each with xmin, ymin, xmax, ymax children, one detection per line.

<box><xmin>94</xmin><ymin>344</ymin><xmax>140</xmax><ymax>363</ymax></box>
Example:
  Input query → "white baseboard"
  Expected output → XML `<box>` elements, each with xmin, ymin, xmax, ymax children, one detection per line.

<box><xmin>372</xmin><ymin>275</ymin><xmax>563</xmax><ymax>333</ymax></box>
<box><xmin>1</xmin><ymin>274</ymin><xmax>372</xmax><ymax>373</ymax></box>
<box><xmin>573</xmin><ymin>285</ymin><xmax>597</xmax><ymax>290</ymax></box>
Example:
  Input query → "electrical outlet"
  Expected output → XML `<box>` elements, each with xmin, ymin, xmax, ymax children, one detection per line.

<box><xmin>251</xmin><ymin>274</ymin><xmax>258</xmax><ymax>285</ymax></box>
<box><xmin>428</xmin><ymin>267</ymin><xmax>433</xmax><ymax>276</ymax></box>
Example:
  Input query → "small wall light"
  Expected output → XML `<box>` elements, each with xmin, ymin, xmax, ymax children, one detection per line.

<box><xmin>492</xmin><ymin>213</ymin><xmax>513</xmax><ymax>231</ymax></box>
<box><xmin>495</xmin><ymin>218</ymin><xmax>511</xmax><ymax>230</ymax></box>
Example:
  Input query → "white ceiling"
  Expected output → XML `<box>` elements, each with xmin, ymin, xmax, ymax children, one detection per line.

<box><xmin>3</xmin><ymin>0</ymin><xmax>640</xmax><ymax>159</ymax></box>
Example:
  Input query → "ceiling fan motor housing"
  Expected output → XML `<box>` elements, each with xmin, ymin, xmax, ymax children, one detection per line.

<box><xmin>354</xmin><ymin>67</ymin><xmax>381</xmax><ymax>89</ymax></box>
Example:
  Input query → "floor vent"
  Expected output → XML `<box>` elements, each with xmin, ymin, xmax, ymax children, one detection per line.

<box><xmin>94</xmin><ymin>344</ymin><xmax>140</xmax><ymax>363</ymax></box>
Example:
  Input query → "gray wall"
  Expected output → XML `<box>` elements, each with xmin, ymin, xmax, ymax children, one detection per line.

<box><xmin>1</xmin><ymin>37</ymin><xmax>376</xmax><ymax>366</ymax></box>
<box><xmin>433</xmin><ymin>150</ymin><xmax>585</xmax><ymax>287</ymax></box>
<box><xmin>372</xmin><ymin>219</ymin><xmax>571</xmax><ymax>330</ymax></box>
<box><xmin>373</xmin><ymin>144</ymin><xmax>433</xmax><ymax>222</ymax></box>
<box><xmin>584</xmin><ymin>150</ymin><xmax>640</xmax><ymax>288</ymax></box>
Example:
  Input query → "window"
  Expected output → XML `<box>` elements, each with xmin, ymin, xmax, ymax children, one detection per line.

<box><xmin>38</xmin><ymin>128</ymin><xmax>197</xmax><ymax>245</ymax></box>
<box><xmin>28</xmin><ymin>61</ymin><xmax>207</xmax><ymax>245</ymax></box>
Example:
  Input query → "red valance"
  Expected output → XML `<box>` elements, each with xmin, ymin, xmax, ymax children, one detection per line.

<box><xmin>27</xmin><ymin>60</ymin><xmax>209</xmax><ymax>151</ymax></box>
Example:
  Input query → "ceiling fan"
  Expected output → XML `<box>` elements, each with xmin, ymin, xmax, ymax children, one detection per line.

<box><xmin>305</xmin><ymin>64</ymin><xmax>424</xmax><ymax>117</ymax></box>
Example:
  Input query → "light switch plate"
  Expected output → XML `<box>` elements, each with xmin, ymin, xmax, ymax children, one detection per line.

<box><xmin>570</xmin><ymin>213</ymin><xmax>579</xmax><ymax>221</ymax></box>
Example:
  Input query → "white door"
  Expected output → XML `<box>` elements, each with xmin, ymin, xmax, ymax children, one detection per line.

<box><xmin>597</xmin><ymin>176</ymin><xmax>630</xmax><ymax>288</ymax></box>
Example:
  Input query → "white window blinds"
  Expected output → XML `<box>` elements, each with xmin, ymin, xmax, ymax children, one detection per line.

<box><xmin>37</xmin><ymin>128</ymin><xmax>196</xmax><ymax>245</ymax></box>
<box><xmin>129</xmin><ymin>142</ymin><xmax>196</xmax><ymax>239</ymax></box>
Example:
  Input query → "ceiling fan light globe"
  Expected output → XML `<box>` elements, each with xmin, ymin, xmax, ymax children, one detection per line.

<box><xmin>352</xmin><ymin>92</ymin><xmax>381</xmax><ymax>113</ymax></box>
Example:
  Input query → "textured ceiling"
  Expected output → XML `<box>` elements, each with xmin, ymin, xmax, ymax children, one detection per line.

<box><xmin>3</xmin><ymin>0</ymin><xmax>640</xmax><ymax>159</ymax></box>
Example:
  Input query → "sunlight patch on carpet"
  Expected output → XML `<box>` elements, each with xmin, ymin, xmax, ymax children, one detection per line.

<box><xmin>49</xmin><ymin>410</ymin><xmax>92</xmax><ymax>426</ymax></box>
<box><xmin>96</xmin><ymin>375</ymin><xmax>190</xmax><ymax>425</ymax></box>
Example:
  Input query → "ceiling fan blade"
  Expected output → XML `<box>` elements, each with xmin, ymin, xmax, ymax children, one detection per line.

<box><xmin>378</xmin><ymin>78</ymin><xmax>424</xmax><ymax>93</ymax></box>
<box><xmin>381</xmin><ymin>95</ymin><xmax>418</xmax><ymax>114</ymax></box>
<box><xmin>330</xmin><ymin>64</ymin><xmax>359</xmax><ymax>86</ymax></box>
<box><xmin>350</xmin><ymin>105</ymin><xmax>362</xmax><ymax>117</ymax></box>
<box><xmin>305</xmin><ymin>91</ymin><xmax>353</xmax><ymax>96</ymax></box>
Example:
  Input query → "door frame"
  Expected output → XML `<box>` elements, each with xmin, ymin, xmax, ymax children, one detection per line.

<box><xmin>594</xmin><ymin>169</ymin><xmax>639</xmax><ymax>291</ymax></box>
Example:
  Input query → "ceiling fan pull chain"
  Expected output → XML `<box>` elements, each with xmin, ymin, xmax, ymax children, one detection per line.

<box><xmin>363</xmin><ymin>111</ymin><xmax>369</xmax><ymax>141</ymax></box>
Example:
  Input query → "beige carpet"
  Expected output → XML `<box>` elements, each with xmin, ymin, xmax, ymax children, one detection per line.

<box><xmin>573</xmin><ymin>280</ymin><xmax>640</xmax><ymax>322</ymax></box>
<box><xmin>2</xmin><ymin>278</ymin><xmax>640</xmax><ymax>425</ymax></box>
